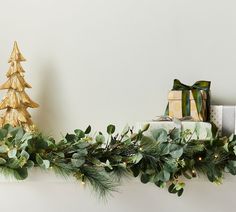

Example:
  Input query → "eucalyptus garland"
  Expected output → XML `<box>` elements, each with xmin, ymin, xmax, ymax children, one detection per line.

<box><xmin>0</xmin><ymin>123</ymin><xmax>235</xmax><ymax>198</ymax></box>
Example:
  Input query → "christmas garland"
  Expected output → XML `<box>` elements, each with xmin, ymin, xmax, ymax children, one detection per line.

<box><xmin>0</xmin><ymin>123</ymin><xmax>235</xmax><ymax>198</ymax></box>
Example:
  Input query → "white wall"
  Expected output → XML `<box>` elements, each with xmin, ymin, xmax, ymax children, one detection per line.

<box><xmin>0</xmin><ymin>0</ymin><xmax>235</xmax><ymax>211</ymax></box>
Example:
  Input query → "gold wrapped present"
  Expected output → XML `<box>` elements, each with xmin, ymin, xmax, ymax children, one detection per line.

<box><xmin>168</xmin><ymin>90</ymin><xmax>208</xmax><ymax>121</ymax></box>
<box><xmin>165</xmin><ymin>79</ymin><xmax>211</xmax><ymax>121</ymax></box>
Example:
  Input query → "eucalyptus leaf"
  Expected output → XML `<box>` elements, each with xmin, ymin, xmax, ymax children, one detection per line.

<box><xmin>84</xmin><ymin>125</ymin><xmax>91</xmax><ymax>134</ymax></box>
<box><xmin>223</xmin><ymin>143</ymin><xmax>229</xmax><ymax>152</ymax></box>
<box><xmin>234</xmin><ymin>146</ymin><xmax>236</xmax><ymax>156</ymax></box>
<box><xmin>71</xmin><ymin>158</ymin><xmax>85</xmax><ymax>167</ymax></box>
<box><xmin>140</xmin><ymin>135</ymin><xmax>155</xmax><ymax>149</ymax></box>
<box><xmin>65</xmin><ymin>134</ymin><xmax>76</xmax><ymax>142</ymax></box>
<box><xmin>140</xmin><ymin>173</ymin><xmax>150</xmax><ymax>184</ymax></box>
<box><xmin>177</xmin><ymin>188</ymin><xmax>184</xmax><ymax>196</ymax></box>
<box><xmin>43</xmin><ymin>160</ymin><xmax>50</xmax><ymax>169</ymax></box>
<box><xmin>159</xmin><ymin>142</ymin><xmax>170</xmax><ymax>155</ymax></box>
<box><xmin>155</xmin><ymin>181</ymin><xmax>166</xmax><ymax>188</ymax></box>
<box><xmin>3</xmin><ymin>124</ymin><xmax>13</xmax><ymax>132</ymax></box>
<box><xmin>0</xmin><ymin>157</ymin><xmax>6</xmax><ymax>164</ymax></box>
<box><xmin>36</xmin><ymin>154</ymin><xmax>44</xmax><ymax>165</ymax></box>
<box><xmin>0</xmin><ymin>128</ymin><xmax>8</xmax><ymax>140</ymax></box>
<box><xmin>0</xmin><ymin>145</ymin><xmax>8</xmax><ymax>153</ymax></box>
<box><xmin>96</xmin><ymin>134</ymin><xmax>105</xmax><ymax>144</ymax></box>
<box><xmin>8</xmin><ymin>148</ymin><xmax>17</xmax><ymax>158</ymax></box>
<box><xmin>170</xmin><ymin>128</ymin><xmax>180</xmax><ymax>140</ymax></box>
<box><xmin>77</xmin><ymin>149</ymin><xmax>88</xmax><ymax>157</ymax></box>
<box><xmin>26</xmin><ymin>160</ymin><xmax>34</xmax><ymax>168</ymax></box>
<box><xmin>151</xmin><ymin>129</ymin><xmax>167</xmax><ymax>142</ymax></box>
<box><xmin>130</xmin><ymin>164</ymin><xmax>140</xmax><ymax>177</ymax></box>
<box><xmin>9</xmin><ymin>127</ymin><xmax>22</xmax><ymax>137</ymax></box>
<box><xmin>77</xmin><ymin>142</ymin><xmax>90</xmax><ymax>149</ymax></box>
<box><xmin>74</xmin><ymin>129</ymin><xmax>85</xmax><ymax>139</ymax></box>
<box><xmin>107</xmin><ymin>125</ymin><xmax>115</xmax><ymax>135</ymax></box>
<box><xmin>225</xmin><ymin>160</ymin><xmax>236</xmax><ymax>175</ymax></box>
<box><xmin>229</xmin><ymin>134</ymin><xmax>235</xmax><ymax>142</ymax></box>
<box><xmin>157</xmin><ymin>170</ymin><xmax>170</xmax><ymax>182</ymax></box>
<box><xmin>14</xmin><ymin>128</ymin><xmax>24</xmax><ymax>141</ymax></box>
<box><xmin>168</xmin><ymin>183</ymin><xmax>177</xmax><ymax>193</ymax></box>
<box><xmin>14</xmin><ymin>168</ymin><xmax>28</xmax><ymax>180</ymax></box>
<box><xmin>174</xmin><ymin>182</ymin><xmax>185</xmax><ymax>190</ymax></box>
<box><xmin>170</xmin><ymin>148</ymin><xmax>183</xmax><ymax>158</ymax></box>
<box><xmin>72</xmin><ymin>149</ymin><xmax>88</xmax><ymax>158</ymax></box>
<box><xmin>72</xmin><ymin>152</ymin><xmax>80</xmax><ymax>159</ymax></box>
<box><xmin>132</xmin><ymin>153</ymin><xmax>143</xmax><ymax>164</ymax></box>
<box><xmin>21</xmin><ymin>132</ymin><xmax>33</xmax><ymax>142</ymax></box>
<box><xmin>7</xmin><ymin>158</ymin><xmax>20</xmax><ymax>169</ymax></box>
<box><xmin>169</xmin><ymin>144</ymin><xmax>183</xmax><ymax>158</ymax></box>
<box><xmin>164</xmin><ymin>160</ymin><xmax>178</xmax><ymax>172</ymax></box>
<box><xmin>183</xmin><ymin>171</ymin><xmax>192</xmax><ymax>179</ymax></box>
<box><xmin>21</xmin><ymin>150</ymin><xmax>29</xmax><ymax>160</ymax></box>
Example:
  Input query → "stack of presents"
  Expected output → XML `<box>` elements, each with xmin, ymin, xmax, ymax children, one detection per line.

<box><xmin>138</xmin><ymin>79</ymin><xmax>235</xmax><ymax>139</ymax></box>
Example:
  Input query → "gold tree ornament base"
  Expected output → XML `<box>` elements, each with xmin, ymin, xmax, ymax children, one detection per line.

<box><xmin>0</xmin><ymin>41</ymin><xmax>39</xmax><ymax>131</ymax></box>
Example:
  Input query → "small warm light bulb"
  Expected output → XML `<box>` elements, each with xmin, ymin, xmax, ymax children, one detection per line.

<box><xmin>81</xmin><ymin>181</ymin><xmax>85</xmax><ymax>185</ymax></box>
<box><xmin>214</xmin><ymin>154</ymin><xmax>218</xmax><ymax>159</ymax></box>
<box><xmin>123</xmin><ymin>162</ymin><xmax>127</xmax><ymax>166</ymax></box>
<box><xmin>139</xmin><ymin>147</ymin><xmax>143</xmax><ymax>151</ymax></box>
<box><xmin>192</xmin><ymin>170</ymin><xmax>196</xmax><ymax>174</ymax></box>
<box><xmin>198</xmin><ymin>157</ymin><xmax>202</xmax><ymax>161</ymax></box>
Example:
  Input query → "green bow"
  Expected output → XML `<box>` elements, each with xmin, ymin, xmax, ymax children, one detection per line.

<box><xmin>165</xmin><ymin>79</ymin><xmax>211</xmax><ymax>121</ymax></box>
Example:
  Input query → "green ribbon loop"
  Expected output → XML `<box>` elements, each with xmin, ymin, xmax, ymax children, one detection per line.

<box><xmin>165</xmin><ymin>79</ymin><xmax>211</xmax><ymax>121</ymax></box>
<box><xmin>172</xmin><ymin>79</ymin><xmax>211</xmax><ymax>91</ymax></box>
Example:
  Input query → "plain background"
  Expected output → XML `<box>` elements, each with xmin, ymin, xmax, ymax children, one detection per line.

<box><xmin>0</xmin><ymin>0</ymin><xmax>235</xmax><ymax>211</ymax></box>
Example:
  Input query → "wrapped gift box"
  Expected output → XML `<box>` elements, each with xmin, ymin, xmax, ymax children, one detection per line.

<box><xmin>168</xmin><ymin>90</ymin><xmax>208</xmax><ymax>121</ymax></box>
<box><xmin>136</xmin><ymin>121</ymin><xmax>212</xmax><ymax>140</ymax></box>
<box><xmin>165</xmin><ymin>79</ymin><xmax>211</xmax><ymax>122</ymax></box>
<box><xmin>210</xmin><ymin>105</ymin><xmax>236</xmax><ymax>136</ymax></box>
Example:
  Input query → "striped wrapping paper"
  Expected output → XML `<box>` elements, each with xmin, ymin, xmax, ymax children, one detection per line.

<box><xmin>210</xmin><ymin>105</ymin><xmax>236</xmax><ymax>136</ymax></box>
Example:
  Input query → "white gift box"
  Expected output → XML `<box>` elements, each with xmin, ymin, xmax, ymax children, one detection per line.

<box><xmin>210</xmin><ymin>105</ymin><xmax>236</xmax><ymax>136</ymax></box>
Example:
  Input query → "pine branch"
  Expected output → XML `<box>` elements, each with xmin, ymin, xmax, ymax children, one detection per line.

<box><xmin>52</xmin><ymin>165</ymin><xmax>73</xmax><ymax>178</ymax></box>
<box><xmin>110</xmin><ymin>166</ymin><xmax>130</xmax><ymax>182</ymax></box>
<box><xmin>81</xmin><ymin>166</ymin><xmax>117</xmax><ymax>199</ymax></box>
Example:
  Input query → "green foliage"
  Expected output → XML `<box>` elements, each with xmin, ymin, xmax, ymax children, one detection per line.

<box><xmin>168</xmin><ymin>182</ymin><xmax>185</xmax><ymax>196</ymax></box>
<box><xmin>0</xmin><ymin>124</ymin><xmax>236</xmax><ymax>198</ymax></box>
<box><xmin>0</xmin><ymin>125</ymin><xmax>33</xmax><ymax>180</ymax></box>
<box><xmin>80</xmin><ymin>166</ymin><xmax>116</xmax><ymax>198</ymax></box>
<box><xmin>107</xmin><ymin>124</ymin><xmax>115</xmax><ymax>135</ymax></box>
<box><xmin>95</xmin><ymin>134</ymin><xmax>105</xmax><ymax>144</ymax></box>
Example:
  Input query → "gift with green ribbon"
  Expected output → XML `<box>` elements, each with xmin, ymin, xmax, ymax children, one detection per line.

<box><xmin>165</xmin><ymin>79</ymin><xmax>211</xmax><ymax>121</ymax></box>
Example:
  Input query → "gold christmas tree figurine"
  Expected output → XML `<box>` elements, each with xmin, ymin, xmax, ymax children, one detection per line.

<box><xmin>0</xmin><ymin>41</ymin><xmax>39</xmax><ymax>131</ymax></box>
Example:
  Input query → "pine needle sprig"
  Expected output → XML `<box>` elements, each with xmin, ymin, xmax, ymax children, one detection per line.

<box><xmin>81</xmin><ymin>166</ymin><xmax>117</xmax><ymax>199</ymax></box>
